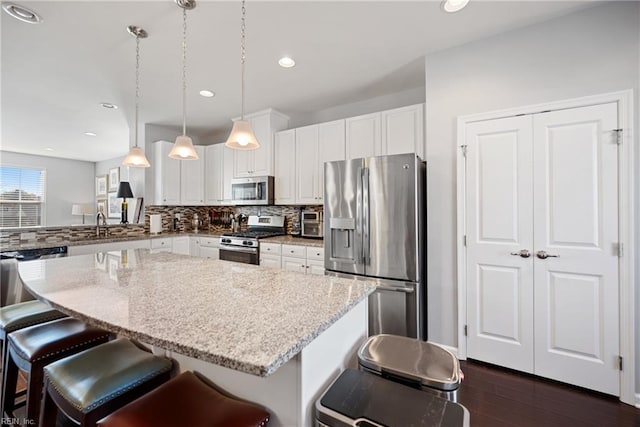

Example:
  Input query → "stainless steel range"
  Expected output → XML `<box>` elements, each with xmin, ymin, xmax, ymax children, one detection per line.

<box><xmin>219</xmin><ymin>215</ymin><xmax>285</xmax><ymax>265</ymax></box>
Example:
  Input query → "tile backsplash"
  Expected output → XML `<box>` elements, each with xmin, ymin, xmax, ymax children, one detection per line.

<box><xmin>144</xmin><ymin>205</ymin><xmax>323</xmax><ymax>234</ymax></box>
<box><xmin>0</xmin><ymin>224</ymin><xmax>146</xmax><ymax>249</ymax></box>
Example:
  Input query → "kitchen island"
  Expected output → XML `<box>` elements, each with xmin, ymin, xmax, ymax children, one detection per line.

<box><xmin>20</xmin><ymin>249</ymin><xmax>374</xmax><ymax>426</ymax></box>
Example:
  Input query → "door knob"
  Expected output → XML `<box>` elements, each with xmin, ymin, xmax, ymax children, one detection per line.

<box><xmin>510</xmin><ymin>249</ymin><xmax>531</xmax><ymax>258</ymax></box>
<box><xmin>536</xmin><ymin>250</ymin><xmax>559</xmax><ymax>259</ymax></box>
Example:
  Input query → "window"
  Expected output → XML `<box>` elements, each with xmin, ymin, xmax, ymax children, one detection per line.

<box><xmin>0</xmin><ymin>166</ymin><xmax>46</xmax><ymax>227</ymax></box>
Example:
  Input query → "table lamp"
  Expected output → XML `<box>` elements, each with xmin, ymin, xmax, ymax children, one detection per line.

<box><xmin>71</xmin><ymin>204</ymin><xmax>86</xmax><ymax>224</ymax></box>
<box><xmin>116</xmin><ymin>182</ymin><xmax>134</xmax><ymax>224</ymax></box>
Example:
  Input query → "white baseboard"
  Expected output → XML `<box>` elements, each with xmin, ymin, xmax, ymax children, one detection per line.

<box><xmin>635</xmin><ymin>393</ymin><xmax>640</xmax><ymax>408</ymax></box>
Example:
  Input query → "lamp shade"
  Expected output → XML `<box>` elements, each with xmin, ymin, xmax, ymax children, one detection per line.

<box><xmin>71</xmin><ymin>204</ymin><xmax>84</xmax><ymax>215</ymax></box>
<box><xmin>225</xmin><ymin>119</ymin><xmax>260</xmax><ymax>150</ymax></box>
<box><xmin>116</xmin><ymin>181</ymin><xmax>134</xmax><ymax>198</ymax></box>
<box><xmin>169</xmin><ymin>135</ymin><xmax>199</xmax><ymax>160</ymax></box>
<box><xmin>123</xmin><ymin>146</ymin><xmax>151</xmax><ymax>167</ymax></box>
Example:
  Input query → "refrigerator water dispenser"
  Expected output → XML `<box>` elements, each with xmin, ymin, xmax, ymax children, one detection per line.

<box><xmin>329</xmin><ymin>217</ymin><xmax>355</xmax><ymax>262</ymax></box>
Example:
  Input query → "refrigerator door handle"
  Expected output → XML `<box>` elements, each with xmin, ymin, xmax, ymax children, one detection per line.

<box><xmin>375</xmin><ymin>285</ymin><xmax>415</xmax><ymax>293</ymax></box>
<box><xmin>356</xmin><ymin>166</ymin><xmax>364</xmax><ymax>264</ymax></box>
<box><xmin>362</xmin><ymin>167</ymin><xmax>370</xmax><ymax>265</ymax></box>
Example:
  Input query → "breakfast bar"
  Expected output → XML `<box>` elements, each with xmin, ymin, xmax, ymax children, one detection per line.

<box><xmin>19</xmin><ymin>249</ymin><xmax>375</xmax><ymax>426</ymax></box>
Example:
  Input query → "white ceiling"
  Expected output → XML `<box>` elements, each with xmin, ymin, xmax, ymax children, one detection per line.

<box><xmin>1</xmin><ymin>0</ymin><xmax>599</xmax><ymax>162</ymax></box>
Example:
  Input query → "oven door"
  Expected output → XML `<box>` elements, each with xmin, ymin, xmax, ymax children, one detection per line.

<box><xmin>219</xmin><ymin>245</ymin><xmax>259</xmax><ymax>265</ymax></box>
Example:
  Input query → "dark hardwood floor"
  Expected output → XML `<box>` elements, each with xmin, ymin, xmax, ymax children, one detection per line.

<box><xmin>458</xmin><ymin>360</ymin><xmax>640</xmax><ymax>427</ymax></box>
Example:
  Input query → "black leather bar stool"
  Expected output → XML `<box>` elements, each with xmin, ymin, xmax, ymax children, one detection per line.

<box><xmin>0</xmin><ymin>300</ymin><xmax>67</xmax><ymax>371</ymax></box>
<box><xmin>98</xmin><ymin>371</ymin><xmax>270</xmax><ymax>427</ymax></box>
<box><xmin>40</xmin><ymin>338</ymin><xmax>174</xmax><ymax>427</ymax></box>
<box><xmin>1</xmin><ymin>317</ymin><xmax>111</xmax><ymax>426</ymax></box>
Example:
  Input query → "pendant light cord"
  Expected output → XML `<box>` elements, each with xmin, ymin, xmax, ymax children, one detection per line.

<box><xmin>182</xmin><ymin>7</ymin><xmax>188</xmax><ymax>136</ymax></box>
<box><xmin>134</xmin><ymin>35</ymin><xmax>140</xmax><ymax>148</ymax></box>
<box><xmin>241</xmin><ymin>0</ymin><xmax>246</xmax><ymax>120</ymax></box>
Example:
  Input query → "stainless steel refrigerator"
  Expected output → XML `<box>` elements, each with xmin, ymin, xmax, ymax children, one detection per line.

<box><xmin>324</xmin><ymin>153</ymin><xmax>427</xmax><ymax>340</ymax></box>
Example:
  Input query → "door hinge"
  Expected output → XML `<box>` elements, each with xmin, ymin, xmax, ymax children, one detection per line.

<box><xmin>618</xmin><ymin>355</ymin><xmax>623</xmax><ymax>371</ymax></box>
<box><xmin>464</xmin><ymin>325</ymin><xmax>468</xmax><ymax>336</ymax></box>
<box><xmin>463</xmin><ymin>235</ymin><xmax>467</xmax><ymax>247</ymax></box>
<box><xmin>460</xmin><ymin>145</ymin><xmax>468</xmax><ymax>158</ymax></box>
<box><xmin>613</xmin><ymin>129</ymin><xmax>623</xmax><ymax>145</ymax></box>
<box><xmin>617</xmin><ymin>242</ymin><xmax>624</xmax><ymax>258</ymax></box>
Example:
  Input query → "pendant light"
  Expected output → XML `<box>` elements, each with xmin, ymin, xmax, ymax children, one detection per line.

<box><xmin>122</xmin><ymin>26</ymin><xmax>151</xmax><ymax>168</ymax></box>
<box><xmin>169</xmin><ymin>0</ymin><xmax>199</xmax><ymax>160</ymax></box>
<box><xmin>225</xmin><ymin>0</ymin><xmax>259</xmax><ymax>150</ymax></box>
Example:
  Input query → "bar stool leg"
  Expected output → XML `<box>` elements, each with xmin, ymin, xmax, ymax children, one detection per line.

<box><xmin>40</xmin><ymin>377</ymin><xmax>58</xmax><ymax>427</ymax></box>
<box><xmin>1</xmin><ymin>347</ymin><xmax>18</xmax><ymax>418</ymax></box>
<box><xmin>26</xmin><ymin>367</ymin><xmax>44</xmax><ymax>424</ymax></box>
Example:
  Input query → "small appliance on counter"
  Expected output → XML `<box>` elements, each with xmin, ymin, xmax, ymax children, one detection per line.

<box><xmin>191</xmin><ymin>213</ymin><xmax>201</xmax><ymax>232</ymax></box>
<box><xmin>301</xmin><ymin>210</ymin><xmax>322</xmax><ymax>238</ymax></box>
<box><xmin>150</xmin><ymin>214</ymin><xmax>162</xmax><ymax>234</ymax></box>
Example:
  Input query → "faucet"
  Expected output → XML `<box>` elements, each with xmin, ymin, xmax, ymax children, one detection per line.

<box><xmin>96</xmin><ymin>211</ymin><xmax>108</xmax><ymax>237</ymax></box>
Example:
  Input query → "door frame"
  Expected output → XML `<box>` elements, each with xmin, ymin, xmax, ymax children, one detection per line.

<box><xmin>455</xmin><ymin>90</ymin><xmax>635</xmax><ymax>405</ymax></box>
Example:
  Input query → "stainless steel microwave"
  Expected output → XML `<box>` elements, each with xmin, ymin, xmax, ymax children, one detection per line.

<box><xmin>230</xmin><ymin>176</ymin><xmax>274</xmax><ymax>205</ymax></box>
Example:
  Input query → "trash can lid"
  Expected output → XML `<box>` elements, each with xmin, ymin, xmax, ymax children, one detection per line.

<box><xmin>358</xmin><ymin>334</ymin><xmax>461</xmax><ymax>391</ymax></box>
<box><xmin>316</xmin><ymin>369</ymin><xmax>469</xmax><ymax>427</ymax></box>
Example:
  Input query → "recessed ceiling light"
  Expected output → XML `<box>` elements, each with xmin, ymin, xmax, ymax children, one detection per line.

<box><xmin>100</xmin><ymin>102</ymin><xmax>118</xmax><ymax>109</ymax></box>
<box><xmin>84</xmin><ymin>132</ymin><xmax>97</xmax><ymax>137</ymax></box>
<box><xmin>2</xmin><ymin>3</ymin><xmax>43</xmax><ymax>24</ymax></box>
<box><xmin>442</xmin><ymin>0</ymin><xmax>469</xmax><ymax>13</ymax></box>
<box><xmin>199</xmin><ymin>90</ymin><xmax>215</xmax><ymax>98</ymax></box>
<box><xmin>45</xmin><ymin>148</ymin><xmax>54</xmax><ymax>151</ymax></box>
<box><xmin>278</xmin><ymin>56</ymin><xmax>296</xmax><ymax>68</ymax></box>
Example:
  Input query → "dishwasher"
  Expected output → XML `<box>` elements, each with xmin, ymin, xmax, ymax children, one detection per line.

<box><xmin>1</xmin><ymin>246</ymin><xmax>68</xmax><ymax>307</ymax></box>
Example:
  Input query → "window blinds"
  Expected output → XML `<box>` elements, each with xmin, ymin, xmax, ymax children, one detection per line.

<box><xmin>0</xmin><ymin>166</ymin><xmax>46</xmax><ymax>227</ymax></box>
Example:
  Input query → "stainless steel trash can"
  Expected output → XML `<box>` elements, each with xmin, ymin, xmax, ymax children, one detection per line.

<box><xmin>315</xmin><ymin>369</ymin><xmax>469</xmax><ymax>427</ymax></box>
<box><xmin>358</xmin><ymin>334</ymin><xmax>462</xmax><ymax>402</ymax></box>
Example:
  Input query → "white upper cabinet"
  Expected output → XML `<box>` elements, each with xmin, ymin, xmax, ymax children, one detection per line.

<box><xmin>206</xmin><ymin>143</ymin><xmax>235</xmax><ymax>206</ymax></box>
<box><xmin>274</xmin><ymin>119</ymin><xmax>345</xmax><ymax>205</ymax></box>
<box><xmin>233</xmin><ymin>109</ymin><xmax>290</xmax><ymax>178</ymax></box>
<box><xmin>180</xmin><ymin>145</ymin><xmax>205</xmax><ymax>205</ymax></box>
<box><xmin>274</xmin><ymin>129</ymin><xmax>296</xmax><ymax>205</ymax></box>
<box><xmin>154</xmin><ymin>140</ymin><xmax>205</xmax><ymax>206</ymax></box>
<box><xmin>317</xmin><ymin>120</ymin><xmax>346</xmax><ymax>202</ymax></box>
<box><xmin>154</xmin><ymin>140</ymin><xmax>181</xmax><ymax>205</ymax></box>
<box><xmin>295</xmin><ymin>125</ymin><xmax>319</xmax><ymax>205</ymax></box>
<box><xmin>346</xmin><ymin>112</ymin><xmax>381</xmax><ymax>160</ymax></box>
<box><xmin>381</xmin><ymin>104</ymin><xmax>424</xmax><ymax>158</ymax></box>
<box><xmin>344</xmin><ymin>104</ymin><xmax>424</xmax><ymax>160</ymax></box>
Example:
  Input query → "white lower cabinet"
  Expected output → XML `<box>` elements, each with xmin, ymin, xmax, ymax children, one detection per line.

<box><xmin>194</xmin><ymin>236</ymin><xmax>220</xmax><ymax>259</ymax></box>
<box><xmin>150</xmin><ymin>238</ymin><xmax>172</xmax><ymax>253</ymax></box>
<box><xmin>172</xmin><ymin>236</ymin><xmax>190</xmax><ymax>255</ymax></box>
<box><xmin>264</xmin><ymin>243</ymin><xmax>324</xmax><ymax>275</ymax></box>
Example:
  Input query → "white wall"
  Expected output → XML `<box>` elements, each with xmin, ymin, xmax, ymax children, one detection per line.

<box><xmin>423</xmin><ymin>1</ymin><xmax>639</xmax><ymax>392</ymax></box>
<box><xmin>0</xmin><ymin>151</ymin><xmax>95</xmax><ymax>226</ymax></box>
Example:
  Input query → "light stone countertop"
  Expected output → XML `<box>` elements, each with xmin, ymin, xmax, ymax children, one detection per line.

<box><xmin>261</xmin><ymin>235</ymin><xmax>323</xmax><ymax>247</ymax></box>
<box><xmin>20</xmin><ymin>250</ymin><xmax>374</xmax><ymax>377</ymax></box>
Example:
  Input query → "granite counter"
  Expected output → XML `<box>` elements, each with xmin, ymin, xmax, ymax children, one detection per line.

<box><xmin>20</xmin><ymin>250</ymin><xmax>372</xmax><ymax>377</ymax></box>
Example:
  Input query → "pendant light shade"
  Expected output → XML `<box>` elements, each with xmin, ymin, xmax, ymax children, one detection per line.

<box><xmin>225</xmin><ymin>0</ymin><xmax>259</xmax><ymax>151</ymax></box>
<box><xmin>169</xmin><ymin>135</ymin><xmax>199</xmax><ymax>159</ymax></box>
<box><xmin>170</xmin><ymin>0</ymin><xmax>199</xmax><ymax>161</ymax></box>
<box><xmin>122</xmin><ymin>25</ymin><xmax>151</xmax><ymax>168</ymax></box>
<box><xmin>123</xmin><ymin>146</ymin><xmax>151</xmax><ymax>167</ymax></box>
<box><xmin>226</xmin><ymin>119</ymin><xmax>259</xmax><ymax>150</ymax></box>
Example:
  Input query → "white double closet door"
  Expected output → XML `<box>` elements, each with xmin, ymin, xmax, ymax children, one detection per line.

<box><xmin>465</xmin><ymin>103</ymin><xmax>620</xmax><ymax>395</ymax></box>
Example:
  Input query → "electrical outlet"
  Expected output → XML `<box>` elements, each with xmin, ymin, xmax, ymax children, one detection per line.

<box><xmin>20</xmin><ymin>232</ymin><xmax>36</xmax><ymax>240</ymax></box>
<box><xmin>175</xmin><ymin>213</ymin><xmax>181</xmax><ymax>220</ymax></box>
